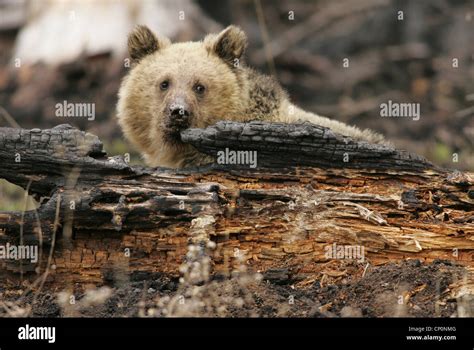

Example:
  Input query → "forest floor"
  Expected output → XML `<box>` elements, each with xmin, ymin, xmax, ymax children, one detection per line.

<box><xmin>1</xmin><ymin>260</ymin><xmax>469</xmax><ymax>317</ymax></box>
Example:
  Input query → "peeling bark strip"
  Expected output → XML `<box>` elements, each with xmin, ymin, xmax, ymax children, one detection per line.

<box><xmin>181</xmin><ymin>121</ymin><xmax>437</xmax><ymax>170</ymax></box>
<box><xmin>0</xmin><ymin>124</ymin><xmax>472</xmax><ymax>287</ymax></box>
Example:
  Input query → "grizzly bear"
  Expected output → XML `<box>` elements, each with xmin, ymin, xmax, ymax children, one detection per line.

<box><xmin>117</xmin><ymin>25</ymin><xmax>386</xmax><ymax>168</ymax></box>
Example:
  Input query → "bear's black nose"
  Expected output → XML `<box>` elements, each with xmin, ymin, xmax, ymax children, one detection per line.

<box><xmin>169</xmin><ymin>104</ymin><xmax>190</xmax><ymax>118</ymax></box>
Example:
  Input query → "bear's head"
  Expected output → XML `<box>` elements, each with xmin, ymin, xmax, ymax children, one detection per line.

<box><xmin>118</xmin><ymin>25</ymin><xmax>248</xmax><ymax>157</ymax></box>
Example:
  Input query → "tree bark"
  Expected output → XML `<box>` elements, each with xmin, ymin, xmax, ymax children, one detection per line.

<box><xmin>181</xmin><ymin>121</ymin><xmax>436</xmax><ymax>170</ymax></box>
<box><xmin>0</xmin><ymin>123</ymin><xmax>472</xmax><ymax>287</ymax></box>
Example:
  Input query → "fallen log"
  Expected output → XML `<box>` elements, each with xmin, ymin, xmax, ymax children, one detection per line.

<box><xmin>0</xmin><ymin>122</ymin><xmax>472</xmax><ymax>288</ymax></box>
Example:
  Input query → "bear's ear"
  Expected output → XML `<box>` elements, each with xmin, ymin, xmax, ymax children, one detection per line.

<box><xmin>205</xmin><ymin>25</ymin><xmax>247</xmax><ymax>67</ymax></box>
<box><xmin>128</xmin><ymin>25</ymin><xmax>170</xmax><ymax>63</ymax></box>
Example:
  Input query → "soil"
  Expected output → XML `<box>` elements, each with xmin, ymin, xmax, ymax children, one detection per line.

<box><xmin>1</xmin><ymin>260</ymin><xmax>469</xmax><ymax>318</ymax></box>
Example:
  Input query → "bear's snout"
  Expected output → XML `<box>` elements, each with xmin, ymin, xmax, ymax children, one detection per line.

<box><xmin>165</xmin><ymin>99</ymin><xmax>192</xmax><ymax>130</ymax></box>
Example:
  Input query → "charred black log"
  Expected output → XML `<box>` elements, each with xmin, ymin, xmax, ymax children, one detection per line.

<box><xmin>0</xmin><ymin>123</ymin><xmax>472</xmax><ymax>285</ymax></box>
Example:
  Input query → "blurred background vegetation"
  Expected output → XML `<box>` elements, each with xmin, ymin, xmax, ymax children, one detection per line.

<box><xmin>0</xmin><ymin>0</ymin><xmax>473</xmax><ymax>210</ymax></box>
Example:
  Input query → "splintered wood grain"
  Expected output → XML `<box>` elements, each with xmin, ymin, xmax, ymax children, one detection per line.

<box><xmin>14</xmin><ymin>166</ymin><xmax>470</xmax><ymax>286</ymax></box>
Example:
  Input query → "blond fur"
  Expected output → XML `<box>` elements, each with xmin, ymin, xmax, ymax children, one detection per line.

<box><xmin>117</xmin><ymin>25</ymin><xmax>386</xmax><ymax>168</ymax></box>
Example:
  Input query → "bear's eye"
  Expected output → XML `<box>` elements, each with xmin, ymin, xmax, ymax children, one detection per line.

<box><xmin>160</xmin><ymin>80</ymin><xmax>169</xmax><ymax>91</ymax></box>
<box><xmin>194</xmin><ymin>84</ymin><xmax>206</xmax><ymax>94</ymax></box>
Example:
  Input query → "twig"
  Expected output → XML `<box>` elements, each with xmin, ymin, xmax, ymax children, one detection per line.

<box><xmin>253</xmin><ymin>0</ymin><xmax>278</xmax><ymax>79</ymax></box>
<box><xmin>252</xmin><ymin>0</ymin><xmax>390</xmax><ymax>64</ymax></box>
<box><xmin>0</xmin><ymin>105</ymin><xmax>21</xmax><ymax>128</ymax></box>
